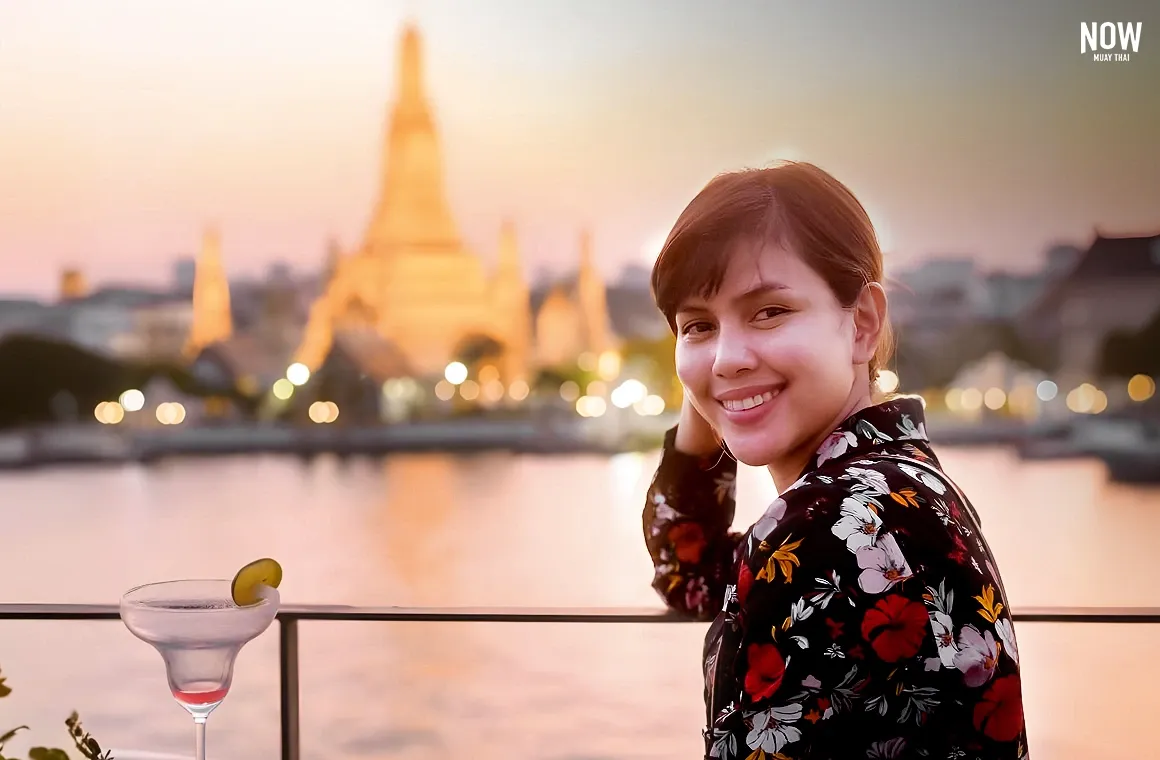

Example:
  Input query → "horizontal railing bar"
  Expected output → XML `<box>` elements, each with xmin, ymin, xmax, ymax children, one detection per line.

<box><xmin>2</xmin><ymin>603</ymin><xmax>1160</xmax><ymax>624</ymax></box>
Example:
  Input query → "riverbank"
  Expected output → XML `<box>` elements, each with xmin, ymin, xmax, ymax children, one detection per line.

<box><xmin>0</xmin><ymin>413</ymin><xmax>1156</xmax><ymax>484</ymax></box>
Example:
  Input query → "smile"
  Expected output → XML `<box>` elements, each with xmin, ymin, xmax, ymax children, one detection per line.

<box><xmin>720</xmin><ymin>389</ymin><xmax>779</xmax><ymax>412</ymax></box>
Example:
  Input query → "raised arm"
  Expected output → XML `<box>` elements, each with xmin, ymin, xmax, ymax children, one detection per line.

<box><xmin>643</xmin><ymin>408</ymin><xmax>742</xmax><ymax>621</ymax></box>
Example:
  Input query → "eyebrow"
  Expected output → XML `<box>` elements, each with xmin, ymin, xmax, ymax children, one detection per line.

<box><xmin>737</xmin><ymin>282</ymin><xmax>791</xmax><ymax>300</ymax></box>
<box><xmin>676</xmin><ymin>281</ymin><xmax>791</xmax><ymax>314</ymax></box>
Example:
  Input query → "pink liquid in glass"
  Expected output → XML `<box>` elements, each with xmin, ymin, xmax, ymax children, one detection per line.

<box><xmin>173</xmin><ymin>686</ymin><xmax>229</xmax><ymax>705</ymax></box>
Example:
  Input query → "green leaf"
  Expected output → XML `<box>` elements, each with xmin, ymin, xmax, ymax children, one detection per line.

<box><xmin>0</xmin><ymin>727</ymin><xmax>29</xmax><ymax>750</ymax></box>
<box><xmin>0</xmin><ymin>674</ymin><xmax>11</xmax><ymax>698</ymax></box>
<box><xmin>30</xmin><ymin>749</ymin><xmax>72</xmax><ymax>760</ymax></box>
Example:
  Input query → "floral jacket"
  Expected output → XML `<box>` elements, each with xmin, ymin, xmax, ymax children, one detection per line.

<box><xmin>643</xmin><ymin>398</ymin><xmax>1028</xmax><ymax>760</ymax></box>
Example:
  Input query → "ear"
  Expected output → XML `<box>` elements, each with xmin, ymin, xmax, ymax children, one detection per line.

<box><xmin>851</xmin><ymin>281</ymin><xmax>888</xmax><ymax>365</ymax></box>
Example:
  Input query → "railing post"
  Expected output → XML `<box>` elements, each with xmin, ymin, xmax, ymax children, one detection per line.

<box><xmin>279</xmin><ymin>617</ymin><xmax>300</xmax><ymax>760</ymax></box>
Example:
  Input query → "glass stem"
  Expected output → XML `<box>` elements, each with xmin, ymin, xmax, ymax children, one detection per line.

<box><xmin>194</xmin><ymin>715</ymin><xmax>208</xmax><ymax>760</ymax></box>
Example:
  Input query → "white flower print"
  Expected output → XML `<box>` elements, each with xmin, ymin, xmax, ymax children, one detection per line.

<box><xmin>855</xmin><ymin>419</ymin><xmax>893</xmax><ymax>443</ymax></box>
<box><xmin>746</xmin><ymin>704</ymin><xmax>803</xmax><ymax>755</ymax></box>
<box><xmin>929</xmin><ymin>498</ymin><xmax>953</xmax><ymax>526</ymax></box>
<box><xmin>953</xmin><ymin>625</ymin><xmax>1000</xmax><ymax>687</ymax></box>
<box><xmin>895</xmin><ymin>463</ymin><xmax>948</xmax><ymax>495</ymax></box>
<box><xmin>929</xmin><ymin>611</ymin><xmax>958</xmax><ymax>668</ymax></box>
<box><xmin>709</xmin><ymin>729</ymin><xmax>737</xmax><ymax>759</ymax></box>
<box><xmin>831</xmin><ymin>496</ymin><xmax>883</xmax><ymax>552</ymax></box>
<box><xmin>806</xmin><ymin>570</ymin><xmax>842</xmax><ymax>609</ymax></box>
<box><xmin>896</xmin><ymin>413</ymin><xmax>927</xmax><ymax>441</ymax></box>
<box><xmin>650</xmin><ymin>493</ymin><xmax>677</xmax><ymax>536</ymax></box>
<box><xmin>816</xmin><ymin>430</ymin><xmax>858</xmax><ymax>466</ymax></box>
<box><xmin>923</xmin><ymin>580</ymin><xmax>958</xmax><ymax>669</ymax></box>
<box><xmin>994</xmin><ymin>617</ymin><xmax>1020</xmax><ymax>665</ymax></box>
<box><xmin>751</xmin><ymin>498</ymin><xmax>788</xmax><ymax>543</ymax></box>
<box><xmin>787</xmin><ymin>597</ymin><xmax>815</xmax><ymax>627</ymax></box>
<box><xmin>855</xmin><ymin>533</ymin><xmax>913</xmax><ymax>594</ymax></box>
<box><xmin>842</xmin><ymin>466</ymin><xmax>891</xmax><ymax>496</ymax></box>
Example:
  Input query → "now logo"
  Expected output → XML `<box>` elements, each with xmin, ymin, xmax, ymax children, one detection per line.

<box><xmin>1080</xmin><ymin>22</ymin><xmax>1143</xmax><ymax>62</ymax></box>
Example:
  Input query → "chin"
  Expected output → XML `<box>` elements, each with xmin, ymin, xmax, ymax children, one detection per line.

<box><xmin>721</xmin><ymin>434</ymin><xmax>786</xmax><ymax>468</ymax></box>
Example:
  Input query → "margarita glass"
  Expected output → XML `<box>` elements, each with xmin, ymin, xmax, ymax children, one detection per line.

<box><xmin>121</xmin><ymin>578</ymin><xmax>279</xmax><ymax>760</ymax></box>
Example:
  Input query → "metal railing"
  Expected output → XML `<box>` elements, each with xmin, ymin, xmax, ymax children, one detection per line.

<box><xmin>2</xmin><ymin>603</ymin><xmax>1159</xmax><ymax>760</ymax></box>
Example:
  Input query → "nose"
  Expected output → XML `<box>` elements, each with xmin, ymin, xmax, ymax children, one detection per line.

<box><xmin>712</xmin><ymin>324</ymin><xmax>758</xmax><ymax>378</ymax></box>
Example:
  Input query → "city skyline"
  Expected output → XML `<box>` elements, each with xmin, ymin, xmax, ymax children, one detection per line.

<box><xmin>1</xmin><ymin>0</ymin><xmax>1157</xmax><ymax>298</ymax></box>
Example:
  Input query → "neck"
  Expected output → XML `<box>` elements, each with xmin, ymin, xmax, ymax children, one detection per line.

<box><xmin>766</xmin><ymin>383</ymin><xmax>875</xmax><ymax>493</ymax></box>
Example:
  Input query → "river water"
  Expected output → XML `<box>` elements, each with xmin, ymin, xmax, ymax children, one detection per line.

<box><xmin>0</xmin><ymin>447</ymin><xmax>1157</xmax><ymax>759</ymax></box>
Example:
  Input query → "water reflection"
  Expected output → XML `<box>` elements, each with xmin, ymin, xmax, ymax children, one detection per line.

<box><xmin>0</xmin><ymin>450</ymin><xmax>1157</xmax><ymax>758</ymax></box>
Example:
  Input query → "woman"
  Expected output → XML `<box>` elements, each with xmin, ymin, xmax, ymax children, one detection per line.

<box><xmin>643</xmin><ymin>162</ymin><xmax>1027</xmax><ymax>759</ymax></box>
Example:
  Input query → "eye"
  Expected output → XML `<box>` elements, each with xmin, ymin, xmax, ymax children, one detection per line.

<box><xmin>754</xmin><ymin>306</ymin><xmax>789</xmax><ymax>321</ymax></box>
<box><xmin>679</xmin><ymin>320</ymin><xmax>714</xmax><ymax>338</ymax></box>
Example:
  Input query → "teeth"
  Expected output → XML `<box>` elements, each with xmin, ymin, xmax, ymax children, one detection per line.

<box><xmin>722</xmin><ymin>390</ymin><xmax>777</xmax><ymax>412</ymax></box>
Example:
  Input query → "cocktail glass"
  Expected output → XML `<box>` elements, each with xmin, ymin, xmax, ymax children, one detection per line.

<box><xmin>120</xmin><ymin>579</ymin><xmax>279</xmax><ymax>760</ymax></box>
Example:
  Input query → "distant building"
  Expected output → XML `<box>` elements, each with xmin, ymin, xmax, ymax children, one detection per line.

<box><xmin>1021</xmin><ymin>232</ymin><xmax>1160</xmax><ymax>386</ymax></box>
<box><xmin>173</xmin><ymin>257</ymin><xmax>197</xmax><ymax>296</ymax></box>
<box><xmin>0</xmin><ymin>298</ymin><xmax>52</xmax><ymax>341</ymax></box>
<box><xmin>887</xmin><ymin>257</ymin><xmax>991</xmax><ymax>339</ymax></box>
<box><xmin>2</xmin><ymin>286</ymin><xmax>191</xmax><ymax>360</ymax></box>
<box><xmin>981</xmin><ymin>272</ymin><xmax>1047</xmax><ymax>321</ymax></box>
<box><xmin>70</xmin><ymin>287</ymin><xmax>193</xmax><ymax>359</ymax></box>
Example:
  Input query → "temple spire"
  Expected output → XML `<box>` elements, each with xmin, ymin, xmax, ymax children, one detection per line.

<box><xmin>184</xmin><ymin>226</ymin><xmax>233</xmax><ymax>357</ymax></box>
<box><xmin>497</xmin><ymin>218</ymin><xmax>520</xmax><ymax>273</ymax></box>
<box><xmin>365</xmin><ymin>23</ymin><xmax>460</xmax><ymax>255</ymax></box>
<box><xmin>576</xmin><ymin>228</ymin><xmax>611</xmax><ymax>354</ymax></box>
<box><xmin>399</xmin><ymin>25</ymin><xmax>424</xmax><ymax>108</ymax></box>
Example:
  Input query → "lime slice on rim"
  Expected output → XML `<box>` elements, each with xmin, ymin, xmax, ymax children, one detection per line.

<box><xmin>231</xmin><ymin>558</ymin><xmax>283</xmax><ymax>606</ymax></box>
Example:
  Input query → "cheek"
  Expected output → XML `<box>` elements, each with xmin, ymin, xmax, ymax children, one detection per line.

<box><xmin>674</xmin><ymin>341</ymin><xmax>710</xmax><ymax>388</ymax></box>
<box><xmin>760</xmin><ymin>322</ymin><xmax>854</xmax><ymax>378</ymax></box>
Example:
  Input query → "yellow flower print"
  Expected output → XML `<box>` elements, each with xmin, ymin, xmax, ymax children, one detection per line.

<box><xmin>974</xmin><ymin>584</ymin><xmax>1004</xmax><ymax>624</ymax></box>
<box><xmin>757</xmin><ymin>535</ymin><xmax>804</xmax><ymax>585</ymax></box>
<box><xmin>744</xmin><ymin>751</ymin><xmax>794</xmax><ymax>760</ymax></box>
<box><xmin>889</xmin><ymin>488</ymin><xmax>920</xmax><ymax>508</ymax></box>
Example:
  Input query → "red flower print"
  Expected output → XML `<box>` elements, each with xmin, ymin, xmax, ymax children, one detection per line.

<box><xmin>668</xmin><ymin>522</ymin><xmax>707</xmax><ymax>563</ymax></box>
<box><xmin>949</xmin><ymin>532</ymin><xmax>970</xmax><ymax>565</ymax></box>
<box><xmin>973</xmin><ymin>674</ymin><xmax>1024</xmax><ymax>742</ymax></box>
<box><xmin>860</xmin><ymin>595</ymin><xmax>928</xmax><ymax>663</ymax></box>
<box><xmin>743</xmin><ymin>642</ymin><xmax>787</xmax><ymax>701</ymax></box>
<box><xmin>737</xmin><ymin>561</ymin><xmax>754</xmax><ymax>606</ymax></box>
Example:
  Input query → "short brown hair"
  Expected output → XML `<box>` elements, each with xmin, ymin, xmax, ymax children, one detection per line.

<box><xmin>650</xmin><ymin>161</ymin><xmax>894</xmax><ymax>377</ymax></box>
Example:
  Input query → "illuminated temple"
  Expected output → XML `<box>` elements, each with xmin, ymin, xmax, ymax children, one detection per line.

<box><xmin>293</xmin><ymin>24</ymin><xmax>613</xmax><ymax>384</ymax></box>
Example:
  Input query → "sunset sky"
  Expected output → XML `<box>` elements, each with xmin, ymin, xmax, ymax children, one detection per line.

<box><xmin>1</xmin><ymin>0</ymin><xmax>1157</xmax><ymax>297</ymax></box>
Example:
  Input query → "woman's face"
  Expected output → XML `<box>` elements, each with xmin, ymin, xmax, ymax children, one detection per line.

<box><xmin>674</xmin><ymin>238</ymin><xmax>881</xmax><ymax>473</ymax></box>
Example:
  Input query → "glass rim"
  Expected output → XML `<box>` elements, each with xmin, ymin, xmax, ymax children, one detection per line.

<box><xmin>120</xmin><ymin>578</ymin><xmax>276</xmax><ymax>612</ymax></box>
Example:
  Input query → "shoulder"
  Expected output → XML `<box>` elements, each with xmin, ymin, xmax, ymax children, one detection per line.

<box><xmin>744</xmin><ymin>455</ymin><xmax>970</xmax><ymax>590</ymax></box>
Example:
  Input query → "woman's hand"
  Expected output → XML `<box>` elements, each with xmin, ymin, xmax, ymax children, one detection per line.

<box><xmin>674</xmin><ymin>395</ymin><xmax>722</xmax><ymax>456</ymax></box>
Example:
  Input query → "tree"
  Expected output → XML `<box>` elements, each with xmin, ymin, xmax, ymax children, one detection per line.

<box><xmin>1100</xmin><ymin>306</ymin><xmax>1160</xmax><ymax>378</ymax></box>
<box><xmin>0</xmin><ymin>334</ymin><xmax>257</xmax><ymax>429</ymax></box>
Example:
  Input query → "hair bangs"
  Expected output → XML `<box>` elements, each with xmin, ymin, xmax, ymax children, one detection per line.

<box><xmin>651</xmin><ymin>173</ymin><xmax>790</xmax><ymax>330</ymax></box>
